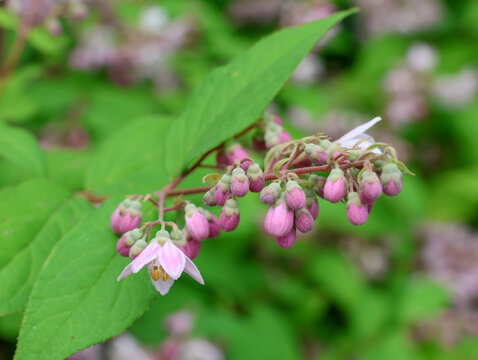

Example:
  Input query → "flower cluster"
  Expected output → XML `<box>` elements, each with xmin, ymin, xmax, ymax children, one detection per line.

<box><xmin>111</xmin><ymin>114</ymin><xmax>409</xmax><ymax>295</ymax></box>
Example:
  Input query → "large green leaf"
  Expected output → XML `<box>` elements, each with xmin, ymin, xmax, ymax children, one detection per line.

<box><xmin>0</xmin><ymin>179</ymin><xmax>71</xmax><ymax>295</ymax></box>
<box><xmin>85</xmin><ymin>115</ymin><xmax>171</xmax><ymax>195</ymax></box>
<box><xmin>0</xmin><ymin>197</ymin><xmax>91</xmax><ymax>315</ymax></box>
<box><xmin>0</xmin><ymin>123</ymin><xmax>46</xmax><ymax>176</ymax></box>
<box><xmin>15</xmin><ymin>198</ymin><xmax>158</xmax><ymax>360</ymax></box>
<box><xmin>163</xmin><ymin>9</ymin><xmax>355</xmax><ymax>177</ymax></box>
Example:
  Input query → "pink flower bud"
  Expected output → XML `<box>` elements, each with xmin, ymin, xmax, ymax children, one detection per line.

<box><xmin>324</xmin><ymin>169</ymin><xmax>346</xmax><ymax>203</ymax></box>
<box><xmin>272</xmin><ymin>114</ymin><xmax>283</xmax><ymax>126</ymax></box>
<box><xmin>179</xmin><ymin>239</ymin><xmax>202</xmax><ymax>259</ymax></box>
<box><xmin>214</xmin><ymin>174</ymin><xmax>231</xmax><ymax>206</ymax></box>
<box><xmin>247</xmin><ymin>163</ymin><xmax>265</xmax><ymax>192</ymax></box>
<box><xmin>230</xmin><ymin>168</ymin><xmax>249</xmax><ymax>197</ymax></box>
<box><xmin>380</xmin><ymin>163</ymin><xmax>403</xmax><ymax>196</ymax></box>
<box><xmin>264</xmin><ymin>200</ymin><xmax>294</xmax><ymax>237</ymax></box>
<box><xmin>185</xmin><ymin>204</ymin><xmax>210</xmax><ymax>241</ymax></box>
<box><xmin>220</xmin><ymin>199</ymin><xmax>240</xmax><ymax>232</ymax></box>
<box><xmin>203</xmin><ymin>187</ymin><xmax>216</xmax><ymax>207</ymax></box>
<box><xmin>346</xmin><ymin>192</ymin><xmax>369</xmax><ymax>225</ymax></box>
<box><xmin>226</xmin><ymin>143</ymin><xmax>251</xmax><ymax>170</ymax></box>
<box><xmin>285</xmin><ymin>180</ymin><xmax>306</xmax><ymax>210</ymax></box>
<box><xmin>295</xmin><ymin>208</ymin><xmax>314</xmax><ymax>233</ymax></box>
<box><xmin>116</xmin><ymin>236</ymin><xmax>130</xmax><ymax>257</ymax></box>
<box><xmin>110</xmin><ymin>199</ymin><xmax>142</xmax><ymax>235</ymax></box>
<box><xmin>304</xmin><ymin>189</ymin><xmax>320</xmax><ymax>219</ymax></box>
<box><xmin>361</xmin><ymin>171</ymin><xmax>382</xmax><ymax>202</ymax></box>
<box><xmin>275</xmin><ymin>228</ymin><xmax>297</xmax><ymax>249</ymax></box>
<box><xmin>260</xmin><ymin>182</ymin><xmax>281</xmax><ymax>204</ymax></box>
<box><xmin>279</xmin><ymin>130</ymin><xmax>292</xmax><ymax>143</ymax></box>
<box><xmin>206</xmin><ymin>211</ymin><xmax>221</xmax><ymax>238</ymax></box>
<box><xmin>304</xmin><ymin>143</ymin><xmax>328</xmax><ymax>165</ymax></box>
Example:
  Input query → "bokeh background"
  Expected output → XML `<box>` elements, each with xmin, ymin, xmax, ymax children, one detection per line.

<box><xmin>1</xmin><ymin>0</ymin><xmax>478</xmax><ymax>359</ymax></box>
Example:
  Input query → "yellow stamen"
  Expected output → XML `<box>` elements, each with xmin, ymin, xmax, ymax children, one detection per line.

<box><xmin>162</xmin><ymin>272</ymin><xmax>170</xmax><ymax>281</ymax></box>
<box><xmin>151</xmin><ymin>269</ymin><xmax>162</xmax><ymax>281</ymax></box>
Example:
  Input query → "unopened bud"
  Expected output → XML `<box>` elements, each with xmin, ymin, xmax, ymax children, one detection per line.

<box><xmin>220</xmin><ymin>199</ymin><xmax>240</xmax><ymax>232</ymax></box>
<box><xmin>206</xmin><ymin>211</ymin><xmax>221</xmax><ymax>238</ymax></box>
<box><xmin>324</xmin><ymin>169</ymin><xmax>346</xmax><ymax>203</ymax></box>
<box><xmin>346</xmin><ymin>192</ymin><xmax>369</xmax><ymax>225</ymax></box>
<box><xmin>230</xmin><ymin>168</ymin><xmax>249</xmax><ymax>197</ymax></box>
<box><xmin>285</xmin><ymin>180</ymin><xmax>306</xmax><ymax>210</ymax></box>
<box><xmin>185</xmin><ymin>204</ymin><xmax>209</xmax><ymax>241</ymax></box>
<box><xmin>304</xmin><ymin>143</ymin><xmax>328</xmax><ymax>165</ymax></box>
<box><xmin>264</xmin><ymin>199</ymin><xmax>294</xmax><ymax>237</ymax></box>
<box><xmin>361</xmin><ymin>170</ymin><xmax>382</xmax><ymax>203</ymax></box>
<box><xmin>214</xmin><ymin>174</ymin><xmax>231</xmax><ymax>206</ymax></box>
<box><xmin>247</xmin><ymin>163</ymin><xmax>265</xmax><ymax>192</ymax></box>
<box><xmin>203</xmin><ymin>187</ymin><xmax>216</xmax><ymax>207</ymax></box>
<box><xmin>275</xmin><ymin>228</ymin><xmax>297</xmax><ymax>249</ymax></box>
<box><xmin>110</xmin><ymin>199</ymin><xmax>142</xmax><ymax>235</ymax></box>
<box><xmin>380</xmin><ymin>163</ymin><xmax>403</xmax><ymax>196</ymax></box>
<box><xmin>260</xmin><ymin>182</ymin><xmax>281</xmax><ymax>204</ymax></box>
<box><xmin>295</xmin><ymin>208</ymin><xmax>314</xmax><ymax>233</ymax></box>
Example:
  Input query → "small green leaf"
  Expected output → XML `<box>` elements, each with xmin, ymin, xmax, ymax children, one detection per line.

<box><xmin>202</xmin><ymin>173</ymin><xmax>222</xmax><ymax>184</ymax></box>
<box><xmin>163</xmin><ymin>10</ymin><xmax>356</xmax><ymax>177</ymax></box>
<box><xmin>0</xmin><ymin>66</ymin><xmax>41</xmax><ymax>123</ymax></box>
<box><xmin>28</xmin><ymin>28</ymin><xmax>68</xmax><ymax>56</ymax></box>
<box><xmin>0</xmin><ymin>197</ymin><xmax>91</xmax><ymax>315</ymax></box>
<box><xmin>0</xmin><ymin>123</ymin><xmax>46</xmax><ymax>176</ymax></box>
<box><xmin>85</xmin><ymin>115</ymin><xmax>171</xmax><ymax>195</ymax></box>
<box><xmin>15</xmin><ymin>198</ymin><xmax>157</xmax><ymax>360</ymax></box>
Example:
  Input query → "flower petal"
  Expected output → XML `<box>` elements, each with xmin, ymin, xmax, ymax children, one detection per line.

<box><xmin>131</xmin><ymin>241</ymin><xmax>161</xmax><ymax>273</ymax></box>
<box><xmin>117</xmin><ymin>263</ymin><xmax>133</xmax><ymax>281</ymax></box>
<box><xmin>335</xmin><ymin>116</ymin><xmax>382</xmax><ymax>144</ymax></box>
<box><xmin>152</xmin><ymin>277</ymin><xmax>175</xmax><ymax>295</ymax></box>
<box><xmin>159</xmin><ymin>242</ymin><xmax>186</xmax><ymax>280</ymax></box>
<box><xmin>184</xmin><ymin>257</ymin><xmax>204</xmax><ymax>285</ymax></box>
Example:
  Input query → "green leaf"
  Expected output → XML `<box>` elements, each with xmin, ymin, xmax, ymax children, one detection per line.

<box><xmin>397</xmin><ymin>278</ymin><xmax>450</xmax><ymax>325</ymax></box>
<box><xmin>0</xmin><ymin>197</ymin><xmax>91</xmax><ymax>315</ymax></box>
<box><xmin>15</xmin><ymin>198</ymin><xmax>157</xmax><ymax>360</ymax></box>
<box><xmin>85</xmin><ymin>115</ymin><xmax>171</xmax><ymax>195</ymax></box>
<box><xmin>28</xmin><ymin>28</ymin><xmax>68</xmax><ymax>56</ymax></box>
<box><xmin>163</xmin><ymin>9</ymin><xmax>356</xmax><ymax>177</ymax></box>
<box><xmin>0</xmin><ymin>66</ymin><xmax>41</xmax><ymax>123</ymax></box>
<box><xmin>45</xmin><ymin>150</ymin><xmax>91</xmax><ymax>191</ymax></box>
<box><xmin>307</xmin><ymin>250</ymin><xmax>364</xmax><ymax>311</ymax></box>
<box><xmin>0</xmin><ymin>123</ymin><xmax>46</xmax><ymax>176</ymax></box>
<box><xmin>0</xmin><ymin>179</ymin><xmax>71</xmax><ymax>290</ymax></box>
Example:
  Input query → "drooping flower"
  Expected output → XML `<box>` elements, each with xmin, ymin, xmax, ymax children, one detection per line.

<box><xmin>381</xmin><ymin>163</ymin><xmax>403</xmax><ymax>196</ymax></box>
<box><xmin>361</xmin><ymin>170</ymin><xmax>382</xmax><ymax>202</ymax></box>
<box><xmin>346</xmin><ymin>192</ymin><xmax>369</xmax><ymax>225</ymax></box>
<box><xmin>118</xmin><ymin>240</ymin><xmax>204</xmax><ymax>295</ymax></box>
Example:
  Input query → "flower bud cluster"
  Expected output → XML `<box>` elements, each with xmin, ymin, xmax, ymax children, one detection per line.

<box><xmin>110</xmin><ymin>114</ymin><xmax>408</xmax><ymax>295</ymax></box>
<box><xmin>261</xmin><ymin>180</ymin><xmax>316</xmax><ymax>249</ymax></box>
<box><xmin>203</xmin><ymin>160</ymin><xmax>266</xmax><ymax>233</ymax></box>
